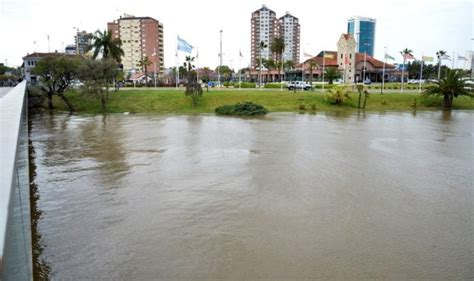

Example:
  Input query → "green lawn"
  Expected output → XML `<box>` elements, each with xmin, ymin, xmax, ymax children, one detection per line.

<box><xmin>52</xmin><ymin>87</ymin><xmax>474</xmax><ymax>114</ymax></box>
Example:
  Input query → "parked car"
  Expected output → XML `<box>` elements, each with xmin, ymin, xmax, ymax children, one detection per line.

<box><xmin>287</xmin><ymin>81</ymin><xmax>311</xmax><ymax>90</ymax></box>
<box><xmin>363</xmin><ymin>78</ymin><xmax>372</xmax><ymax>85</ymax></box>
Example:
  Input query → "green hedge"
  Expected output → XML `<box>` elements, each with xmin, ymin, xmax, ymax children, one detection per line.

<box><xmin>239</xmin><ymin>82</ymin><xmax>256</xmax><ymax>88</ymax></box>
<box><xmin>215</xmin><ymin>102</ymin><xmax>268</xmax><ymax>116</ymax></box>
<box><xmin>264</xmin><ymin>83</ymin><xmax>287</xmax><ymax>89</ymax></box>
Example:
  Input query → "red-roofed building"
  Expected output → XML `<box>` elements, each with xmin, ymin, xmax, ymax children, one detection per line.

<box><xmin>22</xmin><ymin>52</ymin><xmax>85</xmax><ymax>82</ymax></box>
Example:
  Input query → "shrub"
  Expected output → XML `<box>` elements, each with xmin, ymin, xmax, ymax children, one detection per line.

<box><xmin>299</xmin><ymin>104</ymin><xmax>306</xmax><ymax>111</ymax></box>
<box><xmin>326</xmin><ymin>86</ymin><xmax>351</xmax><ymax>105</ymax></box>
<box><xmin>265</xmin><ymin>83</ymin><xmax>286</xmax><ymax>89</ymax></box>
<box><xmin>310</xmin><ymin>104</ymin><xmax>317</xmax><ymax>111</ymax></box>
<box><xmin>240</xmin><ymin>82</ymin><xmax>256</xmax><ymax>88</ymax></box>
<box><xmin>215</xmin><ymin>102</ymin><xmax>268</xmax><ymax>116</ymax></box>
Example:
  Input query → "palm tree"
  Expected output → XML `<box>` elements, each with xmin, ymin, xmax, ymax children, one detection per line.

<box><xmin>436</xmin><ymin>50</ymin><xmax>447</xmax><ymax>80</ymax></box>
<box><xmin>423</xmin><ymin>69</ymin><xmax>473</xmax><ymax>109</ymax></box>
<box><xmin>138</xmin><ymin>56</ymin><xmax>152</xmax><ymax>85</ymax></box>
<box><xmin>400</xmin><ymin>48</ymin><xmax>413</xmax><ymax>91</ymax></box>
<box><xmin>325</xmin><ymin>68</ymin><xmax>340</xmax><ymax>85</ymax></box>
<box><xmin>284</xmin><ymin>60</ymin><xmax>294</xmax><ymax>70</ymax></box>
<box><xmin>259</xmin><ymin>41</ymin><xmax>267</xmax><ymax>88</ymax></box>
<box><xmin>91</xmin><ymin>30</ymin><xmax>124</xmax><ymax>62</ymax></box>
<box><xmin>270</xmin><ymin>37</ymin><xmax>285</xmax><ymax>87</ymax></box>
<box><xmin>308</xmin><ymin>60</ymin><xmax>319</xmax><ymax>90</ymax></box>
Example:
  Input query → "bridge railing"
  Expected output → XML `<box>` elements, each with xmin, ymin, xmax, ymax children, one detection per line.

<box><xmin>0</xmin><ymin>81</ymin><xmax>33</xmax><ymax>281</ymax></box>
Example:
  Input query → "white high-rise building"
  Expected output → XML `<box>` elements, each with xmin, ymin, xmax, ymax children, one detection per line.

<box><xmin>279</xmin><ymin>12</ymin><xmax>300</xmax><ymax>64</ymax></box>
<box><xmin>250</xmin><ymin>5</ymin><xmax>278</xmax><ymax>68</ymax></box>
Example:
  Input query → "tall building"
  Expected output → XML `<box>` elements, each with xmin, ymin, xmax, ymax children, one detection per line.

<box><xmin>337</xmin><ymin>33</ymin><xmax>356</xmax><ymax>83</ymax></box>
<box><xmin>107</xmin><ymin>14</ymin><xmax>164</xmax><ymax>75</ymax></box>
<box><xmin>279</xmin><ymin>12</ymin><xmax>300</xmax><ymax>64</ymax></box>
<box><xmin>75</xmin><ymin>31</ymin><xmax>93</xmax><ymax>55</ymax></box>
<box><xmin>347</xmin><ymin>16</ymin><xmax>376</xmax><ymax>57</ymax></box>
<box><xmin>250</xmin><ymin>6</ymin><xmax>301</xmax><ymax>69</ymax></box>
<box><xmin>250</xmin><ymin>5</ymin><xmax>279</xmax><ymax>68</ymax></box>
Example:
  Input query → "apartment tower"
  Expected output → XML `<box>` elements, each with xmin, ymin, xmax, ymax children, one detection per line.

<box><xmin>108</xmin><ymin>14</ymin><xmax>164</xmax><ymax>75</ymax></box>
<box><xmin>250</xmin><ymin>5</ymin><xmax>278</xmax><ymax>68</ymax></box>
<box><xmin>279</xmin><ymin>12</ymin><xmax>300</xmax><ymax>64</ymax></box>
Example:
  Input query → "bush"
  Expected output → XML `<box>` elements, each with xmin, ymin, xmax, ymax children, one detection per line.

<box><xmin>215</xmin><ymin>102</ymin><xmax>268</xmax><ymax>116</ymax></box>
<box><xmin>240</xmin><ymin>82</ymin><xmax>256</xmax><ymax>88</ymax></box>
<box><xmin>265</xmin><ymin>83</ymin><xmax>286</xmax><ymax>89</ymax></box>
<box><xmin>310</xmin><ymin>104</ymin><xmax>317</xmax><ymax>111</ymax></box>
<box><xmin>299</xmin><ymin>104</ymin><xmax>306</xmax><ymax>111</ymax></box>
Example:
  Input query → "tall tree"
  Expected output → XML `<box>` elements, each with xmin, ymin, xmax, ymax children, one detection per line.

<box><xmin>325</xmin><ymin>68</ymin><xmax>340</xmax><ymax>85</ymax></box>
<box><xmin>400</xmin><ymin>48</ymin><xmax>413</xmax><ymax>90</ymax></box>
<box><xmin>78</xmin><ymin>59</ymin><xmax>118</xmax><ymax>111</ymax></box>
<box><xmin>138</xmin><ymin>56</ymin><xmax>152</xmax><ymax>85</ymax></box>
<box><xmin>270</xmin><ymin>37</ymin><xmax>285</xmax><ymax>85</ymax></box>
<box><xmin>91</xmin><ymin>30</ymin><xmax>124</xmax><ymax>62</ymax></box>
<box><xmin>423</xmin><ymin>69</ymin><xmax>473</xmax><ymax>109</ymax></box>
<box><xmin>436</xmin><ymin>50</ymin><xmax>447</xmax><ymax>80</ymax></box>
<box><xmin>307</xmin><ymin>60</ymin><xmax>319</xmax><ymax>90</ymax></box>
<box><xmin>215</xmin><ymin>65</ymin><xmax>233</xmax><ymax>82</ymax></box>
<box><xmin>31</xmin><ymin>55</ymin><xmax>80</xmax><ymax>111</ymax></box>
<box><xmin>184</xmin><ymin>56</ymin><xmax>202</xmax><ymax>106</ymax></box>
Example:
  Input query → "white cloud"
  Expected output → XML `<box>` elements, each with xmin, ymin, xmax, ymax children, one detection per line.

<box><xmin>0</xmin><ymin>0</ymin><xmax>472</xmax><ymax>69</ymax></box>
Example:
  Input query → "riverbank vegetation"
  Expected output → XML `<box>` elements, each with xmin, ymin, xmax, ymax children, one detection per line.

<box><xmin>215</xmin><ymin>102</ymin><xmax>268</xmax><ymax>116</ymax></box>
<box><xmin>45</xmin><ymin>88</ymin><xmax>474</xmax><ymax>114</ymax></box>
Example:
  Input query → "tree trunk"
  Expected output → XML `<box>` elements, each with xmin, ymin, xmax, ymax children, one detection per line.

<box><xmin>443</xmin><ymin>94</ymin><xmax>452</xmax><ymax>109</ymax></box>
<box><xmin>101</xmin><ymin>95</ymin><xmax>107</xmax><ymax>111</ymax></box>
<box><xmin>310</xmin><ymin>68</ymin><xmax>313</xmax><ymax>91</ymax></box>
<box><xmin>58</xmin><ymin>93</ymin><xmax>75</xmax><ymax>112</ymax></box>
<box><xmin>47</xmin><ymin>92</ymin><xmax>54</xmax><ymax>110</ymax></box>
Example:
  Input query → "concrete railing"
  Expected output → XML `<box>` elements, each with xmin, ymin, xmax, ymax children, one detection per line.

<box><xmin>0</xmin><ymin>81</ymin><xmax>33</xmax><ymax>280</ymax></box>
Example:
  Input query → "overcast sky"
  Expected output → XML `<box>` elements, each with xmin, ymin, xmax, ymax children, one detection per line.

<box><xmin>1</xmin><ymin>0</ymin><xmax>472</xmax><ymax>69</ymax></box>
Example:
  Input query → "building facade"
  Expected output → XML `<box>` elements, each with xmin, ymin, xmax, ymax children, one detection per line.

<box><xmin>279</xmin><ymin>12</ymin><xmax>300</xmax><ymax>64</ymax></box>
<box><xmin>347</xmin><ymin>16</ymin><xmax>376</xmax><ymax>57</ymax></box>
<box><xmin>75</xmin><ymin>31</ymin><xmax>93</xmax><ymax>55</ymax></box>
<box><xmin>107</xmin><ymin>15</ymin><xmax>164</xmax><ymax>75</ymax></box>
<box><xmin>250</xmin><ymin>5</ymin><xmax>279</xmax><ymax>68</ymax></box>
<box><xmin>337</xmin><ymin>34</ymin><xmax>356</xmax><ymax>83</ymax></box>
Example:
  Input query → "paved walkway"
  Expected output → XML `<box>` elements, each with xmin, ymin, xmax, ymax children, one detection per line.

<box><xmin>0</xmin><ymin>87</ymin><xmax>12</xmax><ymax>99</ymax></box>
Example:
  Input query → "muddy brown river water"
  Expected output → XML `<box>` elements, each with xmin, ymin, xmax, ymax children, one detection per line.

<box><xmin>30</xmin><ymin>111</ymin><xmax>473</xmax><ymax>280</ymax></box>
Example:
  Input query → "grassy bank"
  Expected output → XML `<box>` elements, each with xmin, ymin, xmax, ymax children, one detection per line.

<box><xmin>51</xmin><ymin>88</ymin><xmax>474</xmax><ymax>114</ymax></box>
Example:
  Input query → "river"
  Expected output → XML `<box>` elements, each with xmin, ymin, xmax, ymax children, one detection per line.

<box><xmin>30</xmin><ymin>111</ymin><xmax>473</xmax><ymax>280</ymax></box>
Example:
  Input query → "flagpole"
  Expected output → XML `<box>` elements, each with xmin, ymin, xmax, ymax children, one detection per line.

<box><xmin>452</xmin><ymin>51</ymin><xmax>455</xmax><ymax>69</ymax></box>
<box><xmin>153</xmin><ymin>48</ymin><xmax>157</xmax><ymax>89</ymax></box>
<box><xmin>218</xmin><ymin>30</ymin><xmax>222</xmax><ymax>88</ymax></box>
<box><xmin>176</xmin><ymin>40</ymin><xmax>179</xmax><ymax>89</ymax></box>
<box><xmin>419</xmin><ymin>54</ymin><xmax>423</xmax><ymax>93</ymax></box>
<box><xmin>196</xmin><ymin>48</ymin><xmax>199</xmax><ymax>84</ymax></box>
<box><xmin>239</xmin><ymin>49</ymin><xmax>242</xmax><ymax>90</ymax></box>
<box><xmin>382</xmin><ymin>47</ymin><xmax>387</xmax><ymax>94</ymax></box>
<box><xmin>322</xmin><ymin>51</ymin><xmax>326</xmax><ymax>92</ymax></box>
<box><xmin>401</xmin><ymin>56</ymin><xmax>405</xmax><ymax>93</ymax></box>
<box><xmin>301</xmin><ymin>58</ymin><xmax>304</xmax><ymax>92</ymax></box>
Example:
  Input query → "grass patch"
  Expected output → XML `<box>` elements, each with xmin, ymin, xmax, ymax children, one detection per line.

<box><xmin>48</xmin><ymin>88</ymin><xmax>474</xmax><ymax>114</ymax></box>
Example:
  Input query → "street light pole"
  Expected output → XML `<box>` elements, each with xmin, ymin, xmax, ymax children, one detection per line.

<box><xmin>152</xmin><ymin>48</ymin><xmax>157</xmax><ymax>88</ymax></box>
<box><xmin>218</xmin><ymin>30</ymin><xmax>222</xmax><ymax>88</ymax></box>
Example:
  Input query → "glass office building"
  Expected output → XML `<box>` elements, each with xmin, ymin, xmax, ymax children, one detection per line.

<box><xmin>347</xmin><ymin>16</ymin><xmax>376</xmax><ymax>57</ymax></box>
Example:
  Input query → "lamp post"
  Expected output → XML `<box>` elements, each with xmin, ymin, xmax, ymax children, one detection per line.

<box><xmin>152</xmin><ymin>48</ymin><xmax>157</xmax><ymax>88</ymax></box>
<box><xmin>382</xmin><ymin>46</ymin><xmax>387</xmax><ymax>94</ymax></box>
<box><xmin>218</xmin><ymin>30</ymin><xmax>222</xmax><ymax>88</ymax></box>
<box><xmin>362</xmin><ymin>42</ymin><xmax>371</xmax><ymax>83</ymax></box>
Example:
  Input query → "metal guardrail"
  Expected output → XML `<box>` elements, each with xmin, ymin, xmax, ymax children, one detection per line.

<box><xmin>0</xmin><ymin>81</ymin><xmax>33</xmax><ymax>280</ymax></box>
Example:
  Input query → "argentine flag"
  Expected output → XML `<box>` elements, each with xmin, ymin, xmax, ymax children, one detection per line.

<box><xmin>177</xmin><ymin>36</ymin><xmax>193</xmax><ymax>53</ymax></box>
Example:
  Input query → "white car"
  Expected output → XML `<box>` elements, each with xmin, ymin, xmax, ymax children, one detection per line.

<box><xmin>287</xmin><ymin>81</ymin><xmax>311</xmax><ymax>90</ymax></box>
